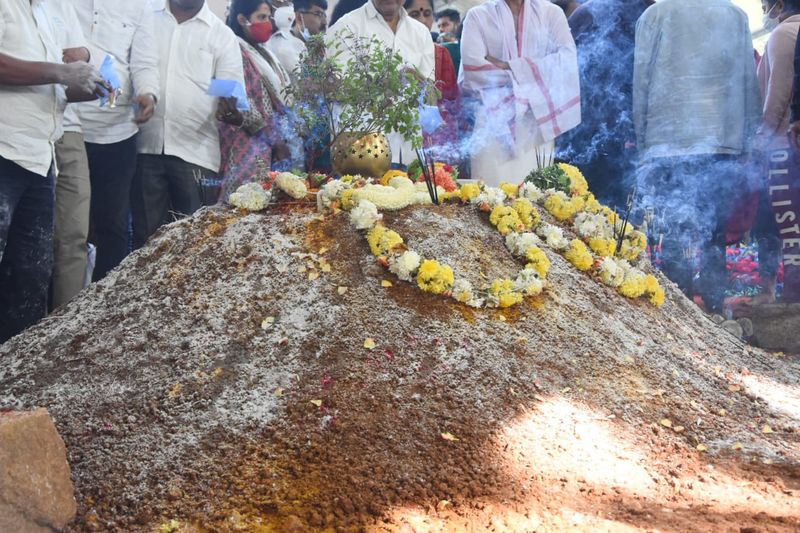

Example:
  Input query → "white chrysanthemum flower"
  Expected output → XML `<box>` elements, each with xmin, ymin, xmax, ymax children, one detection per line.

<box><xmin>229</xmin><ymin>182</ymin><xmax>271</xmax><ymax>211</ymax></box>
<box><xmin>275</xmin><ymin>172</ymin><xmax>308</xmax><ymax>199</ymax></box>
<box><xmin>519</xmin><ymin>182</ymin><xmax>544</xmax><ymax>203</ymax></box>
<box><xmin>349</xmin><ymin>200</ymin><xmax>382</xmax><ymax>230</ymax></box>
<box><xmin>545</xmin><ymin>189</ymin><xmax>570</xmax><ymax>202</ymax></box>
<box><xmin>473</xmin><ymin>187</ymin><xmax>506</xmax><ymax>207</ymax></box>
<box><xmin>317</xmin><ymin>179</ymin><xmax>348</xmax><ymax>210</ymax></box>
<box><xmin>388</xmin><ymin>250</ymin><xmax>421</xmax><ymax>282</ymax></box>
<box><xmin>574</xmin><ymin>212</ymin><xmax>613</xmax><ymax>240</ymax></box>
<box><xmin>505</xmin><ymin>232</ymin><xmax>541</xmax><ymax>257</ymax></box>
<box><xmin>598</xmin><ymin>257</ymin><xmax>626</xmax><ymax>288</ymax></box>
<box><xmin>537</xmin><ymin>223</ymin><xmax>569</xmax><ymax>251</ymax></box>
<box><xmin>451</xmin><ymin>278</ymin><xmax>484</xmax><ymax>308</ymax></box>
<box><xmin>514</xmin><ymin>268</ymin><xmax>545</xmax><ymax>296</ymax></box>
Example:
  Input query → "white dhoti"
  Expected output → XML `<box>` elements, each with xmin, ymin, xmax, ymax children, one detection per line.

<box><xmin>470</xmin><ymin>109</ymin><xmax>555</xmax><ymax>186</ymax></box>
<box><xmin>459</xmin><ymin>0</ymin><xmax>581</xmax><ymax>186</ymax></box>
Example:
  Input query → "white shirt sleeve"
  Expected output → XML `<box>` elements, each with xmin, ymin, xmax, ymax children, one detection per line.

<box><xmin>129</xmin><ymin>5</ymin><xmax>160</xmax><ymax>98</ymax></box>
<box><xmin>61</xmin><ymin>2</ymin><xmax>87</xmax><ymax>51</ymax></box>
<box><xmin>214</xmin><ymin>27</ymin><xmax>246</xmax><ymax>87</ymax></box>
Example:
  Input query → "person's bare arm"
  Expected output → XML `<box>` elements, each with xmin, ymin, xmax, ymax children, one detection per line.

<box><xmin>0</xmin><ymin>52</ymin><xmax>103</xmax><ymax>100</ymax></box>
<box><xmin>0</xmin><ymin>52</ymin><xmax>67</xmax><ymax>86</ymax></box>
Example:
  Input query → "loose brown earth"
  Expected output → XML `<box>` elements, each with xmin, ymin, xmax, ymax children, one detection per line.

<box><xmin>1</xmin><ymin>199</ymin><xmax>799</xmax><ymax>532</ymax></box>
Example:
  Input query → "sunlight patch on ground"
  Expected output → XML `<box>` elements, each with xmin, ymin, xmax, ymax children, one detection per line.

<box><xmin>379</xmin><ymin>503</ymin><xmax>644</xmax><ymax>533</ymax></box>
<box><xmin>741</xmin><ymin>374</ymin><xmax>800</xmax><ymax>423</ymax></box>
<box><xmin>496</xmin><ymin>397</ymin><xmax>655</xmax><ymax>493</ymax></box>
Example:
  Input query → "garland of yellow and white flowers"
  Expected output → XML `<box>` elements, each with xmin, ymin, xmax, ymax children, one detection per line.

<box><xmin>319</xmin><ymin>164</ymin><xmax>665</xmax><ymax>308</ymax></box>
<box><xmin>336</xmin><ymin>175</ymin><xmax>547</xmax><ymax>308</ymax></box>
<box><xmin>228</xmin><ymin>166</ymin><xmax>665</xmax><ymax>308</ymax></box>
<box><xmin>491</xmin><ymin>163</ymin><xmax>665</xmax><ymax>307</ymax></box>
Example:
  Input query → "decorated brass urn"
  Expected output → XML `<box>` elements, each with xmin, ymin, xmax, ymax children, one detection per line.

<box><xmin>331</xmin><ymin>132</ymin><xmax>392</xmax><ymax>178</ymax></box>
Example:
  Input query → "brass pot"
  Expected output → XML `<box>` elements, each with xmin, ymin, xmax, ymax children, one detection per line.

<box><xmin>331</xmin><ymin>132</ymin><xmax>392</xmax><ymax>178</ymax></box>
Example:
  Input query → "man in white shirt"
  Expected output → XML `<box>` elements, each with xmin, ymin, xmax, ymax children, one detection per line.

<box><xmin>0</xmin><ymin>0</ymin><xmax>101</xmax><ymax>343</ymax></box>
<box><xmin>328</xmin><ymin>0</ymin><xmax>435</xmax><ymax>165</ymax></box>
<box><xmin>133</xmin><ymin>0</ymin><xmax>244</xmax><ymax>248</ymax></box>
<box><xmin>266</xmin><ymin>0</ymin><xmax>329</xmax><ymax>75</ymax></box>
<box><xmin>68</xmin><ymin>0</ymin><xmax>161</xmax><ymax>281</ymax></box>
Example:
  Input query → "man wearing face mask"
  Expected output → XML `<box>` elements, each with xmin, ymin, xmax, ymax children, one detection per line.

<box><xmin>265</xmin><ymin>0</ymin><xmax>329</xmax><ymax>75</ymax></box>
<box><xmin>132</xmin><ymin>0</ymin><xmax>245</xmax><ymax>247</ymax></box>
<box><xmin>265</xmin><ymin>1</ymin><xmax>305</xmax><ymax>74</ymax></box>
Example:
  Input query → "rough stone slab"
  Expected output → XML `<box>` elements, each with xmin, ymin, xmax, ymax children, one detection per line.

<box><xmin>736</xmin><ymin>303</ymin><xmax>800</xmax><ymax>354</ymax></box>
<box><xmin>0</xmin><ymin>409</ymin><xmax>76</xmax><ymax>532</ymax></box>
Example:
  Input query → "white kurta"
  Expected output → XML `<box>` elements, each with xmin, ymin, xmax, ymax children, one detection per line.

<box><xmin>137</xmin><ymin>1</ymin><xmax>244</xmax><ymax>173</ymax></box>
<box><xmin>460</xmin><ymin>0</ymin><xmax>580</xmax><ymax>185</ymax></box>
<box><xmin>264</xmin><ymin>30</ymin><xmax>306</xmax><ymax>77</ymax></box>
<box><xmin>327</xmin><ymin>1</ymin><xmax>435</xmax><ymax>165</ymax></box>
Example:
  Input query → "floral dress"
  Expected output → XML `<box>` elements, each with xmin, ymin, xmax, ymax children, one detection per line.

<box><xmin>218</xmin><ymin>40</ymin><xmax>289</xmax><ymax>201</ymax></box>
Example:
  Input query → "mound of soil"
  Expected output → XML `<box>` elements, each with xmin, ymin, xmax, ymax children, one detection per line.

<box><xmin>1</xmin><ymin>200</ymin><xmax>799</xmax><ymax>532</ymax></box>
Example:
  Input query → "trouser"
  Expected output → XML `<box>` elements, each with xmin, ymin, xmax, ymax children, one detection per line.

<box><xmin>767</xmin><ymin>146</ymin><xmax>800</xmax><ymax>302</ymax></box>
<box><xmin>637</xmin><ymin>155</ymin><xmax>742</xmax><ymax>313</ymax></box>
<box><xmin>85</xmin><ymin>135</ymin><xmax>138</xmax><ymax>281</ymax></box>
<box><xmin>0</xmin><ymin>157</ymin><xmax>54</xmax><ymax>343</ymax></box>
<box><xmin>52</xmin><ymin>132</ymin><xmax>91</xmax><ymax>308</ymax></box>
<box><xmin>130</xmin><ymin>154</ymin><xmax>217</xmax><ymax>249</ymax></box>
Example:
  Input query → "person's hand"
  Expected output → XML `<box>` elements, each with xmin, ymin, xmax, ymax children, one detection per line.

<box><xmin>789</xmin><ymin>120</ymin><xmax>800</xmax><ymax>149</ymax></box>
<box><xmin>62</xmin><ymin>47</ymin><xmax>90</xmax><ymax>64</ymax></box>
<box><xmin>485</xmin><ymin>55</ymin><xmax>510</xmax><ymax>70</ymax></box>
<box><xmin>133</xmin><ymin>94</ymin><xmax>157</xmax><ymax>124</ymax></box>
<box><xmin>58</xmin><ymin>61</ymin><xmax>103</xmax><ymax>95</ymax></box>
<box><xmin>402</xmin><ymin>66</ymin><xmax>427</xmax><ymax>84</ymax></box>
<box><xmin>216</xmin><ymin>97</ymin><xmax>244</xmax><ymax>126</ymax></box>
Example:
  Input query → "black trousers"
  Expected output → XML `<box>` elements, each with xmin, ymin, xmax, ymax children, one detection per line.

<box><xmin>0</xmin><ymin>157</ymin><xmax>54</xmax><ymax>343</ymax></box>
<box><xmin>130</xmin><ymin>154</ymin><xmax>217</xmax><ymax>249</ymax></box>
<box><xmin>85</xmin><ymin>135</ymin><xmax>138</xmax><ymax>281</ymax></box>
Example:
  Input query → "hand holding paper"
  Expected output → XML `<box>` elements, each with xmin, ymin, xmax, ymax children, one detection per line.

<box><xmin>207</xmin><ymin>78</ymin><xmax>251</xmax><ymax>112</ymax></box>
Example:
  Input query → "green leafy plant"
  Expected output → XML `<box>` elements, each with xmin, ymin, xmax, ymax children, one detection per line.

<box><xmin>284</xmin><ymin>32</ymin><xmax>433</xmax><ymax>164</ymax></box>
<box><xmin>524</xmin><ymin>165</ymin><xmax>570</xmax><ymax>194</ymax></box>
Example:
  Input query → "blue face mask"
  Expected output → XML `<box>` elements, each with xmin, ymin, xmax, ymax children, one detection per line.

<box><xmin>298</xmin><ymin>14</ymin><xmax>311</xmax><ymax>40</ymax></box>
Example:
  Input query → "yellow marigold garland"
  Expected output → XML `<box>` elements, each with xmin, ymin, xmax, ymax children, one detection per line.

<box><xmin>489</xmin><ymin>279</ymin><xmax>524</xmax><ymax>308</ymax></box>
<box><xmin>489</xmin><ymin>205</ymin><xmax>523</xmax><ymax>235</ymax></box>
<box><xmin>324</xmin><ymin>161</ymin><xmax>665</xmax><ymax>309</ymax></box>
<box><xmin>499</xmin><ymin>182</ymin><xmax>519</xmax><ymax>199</ymax></box>
<box><xmin>511</xmin><ymin>198</ymin><xmax>540</xmax><ymax>229</ymax></box>
<box><xmin>564</xmin><ymin>239</ymin><xmax>594</xmax><ymax>271</ymax></box>
<box><xmin>460</xmin><ymin>182</ymin><xmax>481</xmax><ymax>202</ymax></box>
<box><xmin>525</xmin><ymin>246</ymin><xmax>551</xmax><ymax>279</ymax></box>
<box><xmin>367</xmin><ymin>225</ymin><xmax>403</xmax><ymax>256</ymax></box>
<box><xmin>416</xmin><ymin>259</ymin><xmax>455</xmax><ymax>295</ymax></box>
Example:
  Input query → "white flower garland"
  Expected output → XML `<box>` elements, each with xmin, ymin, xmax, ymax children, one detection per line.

<box><xmin>229</xmin><ymin>182</ymin><xmax>271</xmax><ymax>211</ymax></box>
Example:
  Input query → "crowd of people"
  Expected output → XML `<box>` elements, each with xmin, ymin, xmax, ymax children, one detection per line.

<box><xmin>1</xmin><ymin>0</ymin><xmax>799</xmax><ymax>343</ymax></box>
